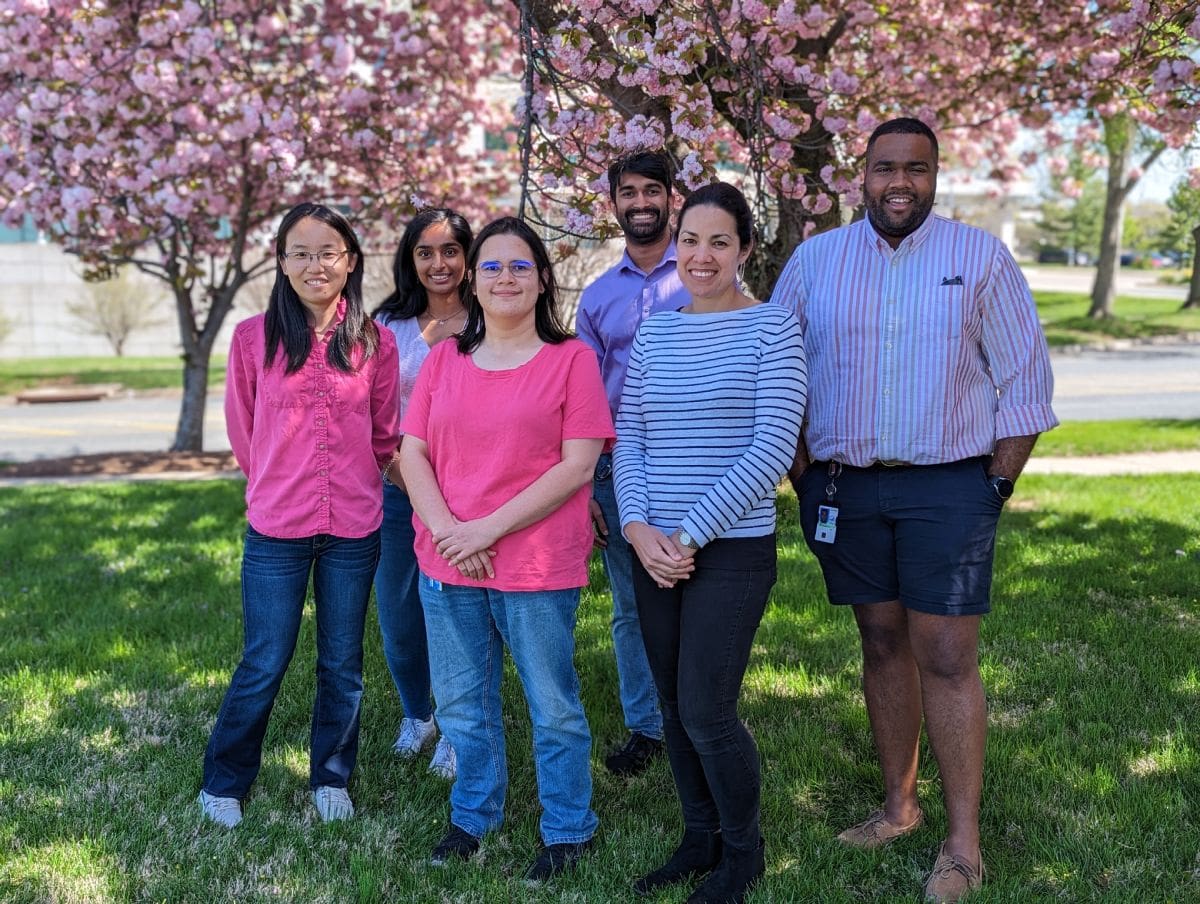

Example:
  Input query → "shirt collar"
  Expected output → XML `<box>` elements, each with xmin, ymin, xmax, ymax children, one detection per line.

<box><xmin>315</xmin><ymin>298</ymin><xmax>348</xmax><ymax>341</ymax></box>
<box><xmin>863</xmin><ymin>210</ymin><xmax>938</xmax><ymax>257</ymax></box>
<box><xmin>618</xmin><ymin>241</ymin><xmax>678</xmax><ymax>278</ymax></box>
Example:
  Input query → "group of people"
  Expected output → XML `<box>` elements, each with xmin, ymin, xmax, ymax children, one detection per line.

<box><xmin>196</xmin><ymin>118</ymin><xmax>1057</xmax><ymax>904</ymax></box>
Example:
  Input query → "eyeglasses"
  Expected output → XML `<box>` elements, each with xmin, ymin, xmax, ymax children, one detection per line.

<box><xmin>282</xmin><ymin>250</ymin><xmax>349</xmax><ymax>267</ymax></box>
<box><xmin>476</xmin><ymin>260</ymin><xmax>536</xmax><ymax>279</ymax></box>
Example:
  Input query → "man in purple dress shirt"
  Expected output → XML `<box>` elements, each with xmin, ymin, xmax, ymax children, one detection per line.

<box><xmin>772</xmin><ymin>118</ymin><xmax>1057</xmax><ymax>903</ymax></box>
<box><xmin>576</xmin><ymin>150</ymin><xmax>690</xmax><ymax>777</ymax></box>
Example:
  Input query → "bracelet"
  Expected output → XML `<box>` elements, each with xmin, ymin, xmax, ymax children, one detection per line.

<box><xmin>381</xmin><ymin>452</ymin><xmax>400</xmax><ymax>486</ymax></box>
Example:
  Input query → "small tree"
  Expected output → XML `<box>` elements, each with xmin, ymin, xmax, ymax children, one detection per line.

<box><xmin>67</xmin><ymin>268</ymin><xmax>167</xmax><ymax>356</ymax></box>
<box><xmin>1162</xmin><ymin>177</ymin><xmax>1200</xmax><ymax>309</ymax></box>
<box><xmin>1037</xmin><ymin>156</ymin><xmax>1105</xmax><ymax>262</ymax></box>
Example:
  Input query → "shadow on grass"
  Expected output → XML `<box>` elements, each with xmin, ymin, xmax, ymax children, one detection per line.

<box><xmin>1</xmin><ymin>476</ymin><xmax>1197</xmax><ymax>901</ymax></box>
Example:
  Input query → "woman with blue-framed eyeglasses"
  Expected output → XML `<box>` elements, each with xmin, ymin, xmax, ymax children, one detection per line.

<box><xmin>199</xmin><ymin>202</ymin><xmax>399</xmax><ymax>828</ymax></box>
<box><xmin>398</xmin><ymin>216</ymin><xmax>613</xmax><ymax>882</ymax></box>
<box><xmin>371</xmin><ymin>208</ymin><xmax>474</xmax><ymax>781</ymax></box>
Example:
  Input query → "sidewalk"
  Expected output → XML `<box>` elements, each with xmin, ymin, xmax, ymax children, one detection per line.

<box><xmin>2</xmin><ymin>451</ymin><xmax>1197</xmax><ymax>488</ymax></box>
<box><xmin>1023</xmin><ymin>450</ymin><xmax>1200</xmax><ymax>475</ymax></box>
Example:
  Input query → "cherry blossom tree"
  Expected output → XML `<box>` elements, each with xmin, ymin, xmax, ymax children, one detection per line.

<box><xmin>516</xmin><ymin>0</ymin><xmax>1200</xmax><ymax>299</ymax></box>
<box><xmin>0</xmin><ymin>0</ymin><xmax>513</xmax><ymax>450</ymax></box>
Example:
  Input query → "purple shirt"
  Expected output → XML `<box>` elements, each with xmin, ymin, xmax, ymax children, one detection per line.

<box><xmin>576</xmin><ymin>243</ymin><xmax>690</xmax><ymax>419</ymax></box>
<box><xmin>770</xmin><ymin>214</ymin><xmax>1057</xmax><ymax>466</ymax></box>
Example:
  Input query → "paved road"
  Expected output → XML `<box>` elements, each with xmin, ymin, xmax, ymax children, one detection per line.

<box><xmin>2</xmin><ymin>342</ymin><xmax>1197</xmax><ymax>464</ymax></box>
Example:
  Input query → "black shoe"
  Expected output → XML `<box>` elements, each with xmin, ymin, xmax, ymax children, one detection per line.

<box><xmin>685</xmin><ymin>838</ymin><xmax>765</xmax><ymax>904</ymax></box>
<box><xmin>524</xmin><ymin>838</ymin><xmax>593</xmax><ymax>882</ymax></box>
<box><xmin>633</xmin><ymin>828</ymin><xmax>723</xmax><ymax>896</ymax></box>
<box><xmin>604</xmin><ymin>732</ymin><xmax>664</xmax><ymax>776</ymax></box>
<box><xmin>430</xmin><ymin>824</ymin><xmax>480</xmax><ymax>865</ymax></box>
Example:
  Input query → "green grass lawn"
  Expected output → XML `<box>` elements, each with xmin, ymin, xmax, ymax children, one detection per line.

<box><xmin>0</xmin><ymin>356</ymin><xmax>227</xmax><ymax>396</ymax></box>
<box><xmin>1036</xmin><ymin>419</ymin><xmax>1200</xmax><ymax>457</ymax></box>
<box><xmin>1</xmin><ymin>478</ymin><xmax>1197</xmax><ymax>902</ymax></box>
<box><xmin>1033</xmin><ymin>291</ymin><xmax>1200</xmax><ymax>347</ymax></box>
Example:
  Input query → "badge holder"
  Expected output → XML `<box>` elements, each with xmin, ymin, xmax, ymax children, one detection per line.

<box><xmin>815</xmin><ymin>462</ymin><xmax>840</xmax><ymax>544</ymax></box>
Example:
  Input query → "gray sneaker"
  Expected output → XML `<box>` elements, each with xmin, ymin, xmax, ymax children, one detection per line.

<box><xmin>312</xmin><ymin>786</ymin><xmax>354</xmax><ymax>822</ymax></box>
<box><xmin>198</xmin><ymin>790</ymin><xmax>242</xmax><ymax>828</ymax></box>
<box><xmin>428</xmin><ymin>734</ymin><xmax>457</xmax><ymax>781</ymax></box>
<box><xmin>392</xmin><ymin>715</ymin><xmax>437</xmax><ymax>758</ymax></box>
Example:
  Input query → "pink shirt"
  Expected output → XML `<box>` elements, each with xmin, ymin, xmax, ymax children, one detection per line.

<box><xmin>225</xmin><ymin>307</ymin><xmax>399</xmax><ymax>539</ymax></box>
<box><xmin>402</xmin><ymin>339</ymin><xmax>614</xmax><ymax>591</ymax></box>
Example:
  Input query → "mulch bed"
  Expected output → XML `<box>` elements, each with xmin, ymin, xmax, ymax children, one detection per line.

<box><xmin>0</xmin><ymin>451</ymin><xmax>239</xmax><ymax>479</ymax></box>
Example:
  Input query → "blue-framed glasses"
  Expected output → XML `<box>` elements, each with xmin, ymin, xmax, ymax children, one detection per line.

<box><xmin>477</xmin><ymin>260</ymin><xmax>536</xmax><ymax>279</ymax></box>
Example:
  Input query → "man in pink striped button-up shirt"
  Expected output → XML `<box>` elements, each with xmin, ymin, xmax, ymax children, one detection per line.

<box><xmin>772</xmin><ymin>118</ymin><xmax>1057</xmax><ymax>904</ymax></box>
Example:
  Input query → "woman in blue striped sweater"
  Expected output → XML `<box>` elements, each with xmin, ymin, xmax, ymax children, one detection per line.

<box><xmin>614</xmin><ymin>182</ymin><xmax>807</xmax><ymax>904</ymax></box>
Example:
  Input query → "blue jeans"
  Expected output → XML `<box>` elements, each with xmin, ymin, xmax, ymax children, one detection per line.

<box><xmin>420</xmin><ymin>575</ymin><xmax>598</xmax><ymax>845</ymax></box>
<box><xmin>594</xmin><ymin>453</ymin><xmax>662</xmax><ymax>739</ymax></box>
<box><xmin>374</xmin><ymin>482</ymin><xmax>434</xmax><ymax>721</ymax></box>
<box><xmin>202</xmin><ymin>526</ymin><xmax>379</xmax><ymax>799</ymax></box>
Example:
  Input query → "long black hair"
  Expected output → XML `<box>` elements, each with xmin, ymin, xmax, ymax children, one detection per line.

<box><xmin>264</xmin><ymin>202</ymin><xmax>378</xmax><ymax>373</ymax></box>
<box><xmin>457</xmin><ymin>217</ymin><xmax>572</xmax><ymax>354</ymax></box>
<box><xmin>372</xmin><ymin>208</ymin><xmax>474</xmax><ymax>322</ymax></box>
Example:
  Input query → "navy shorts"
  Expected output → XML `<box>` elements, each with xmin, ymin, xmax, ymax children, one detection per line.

<box><xmin>797</xmin><ymin>458</ymin><xmax>1004</xmax><ymax>616</ymax></box>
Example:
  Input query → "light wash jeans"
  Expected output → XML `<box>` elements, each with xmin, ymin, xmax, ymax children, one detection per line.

<box><xmin>419</xmin><ymin>575</ymin><xmax>598</xmax><ymax>845</ymax></box>
<box><xmin>593</xmin><ymin>453</ymin><xmax>663</xmax><ymax>739</ymax></box>
<box><xmin>374</xmin><ymin>482</ymin><xmax>434</xmax><ymax>721</ymax></box>
<box><xmin>203</xmin><ymin>526</ymin><xmax>379</xmax><ymax>798</ymax></box>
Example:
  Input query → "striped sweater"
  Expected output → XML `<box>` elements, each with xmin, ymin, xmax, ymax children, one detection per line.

<box><xmin>613</xmin><ymin>303</ymin><xmax>807</xmax><ymax>547</ymax></box>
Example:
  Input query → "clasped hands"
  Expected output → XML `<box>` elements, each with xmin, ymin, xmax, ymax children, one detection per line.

<box><xmin>625</xmin><ymin>522</ymin><xmax>696</xmax><ymax>589</ymax></box>
<box><xmin>431</xmin><ymin>517</ymin><xmax>499</xmax><ymax>580</ymax></box>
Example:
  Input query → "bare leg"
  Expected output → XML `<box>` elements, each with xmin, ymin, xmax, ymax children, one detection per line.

<box><xmin>909</xmin><ymin>611</ymin><xmax>984</xmax><ymax>870</ymax></box>
<box><xmin>852</xmin><ymin>601</ymin><xmax>922</xmax><ymax>827</ymax></box>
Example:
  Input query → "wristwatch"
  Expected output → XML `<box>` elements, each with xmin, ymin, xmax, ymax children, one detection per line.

<box><xmin>988</xmin><ymin>474</ymin><xmax>1015</xmax><ymax>501</ymax></box>
<box><xmin>676</xmin><ymin>529</ymin><xmax>700</xmax><ymax>550</ymax></box>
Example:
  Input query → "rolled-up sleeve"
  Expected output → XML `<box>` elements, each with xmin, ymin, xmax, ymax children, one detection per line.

<box><xmin>981</xmin><ymin>247</ymin><xmax>1059</xmax><ymax>439</ymax></box>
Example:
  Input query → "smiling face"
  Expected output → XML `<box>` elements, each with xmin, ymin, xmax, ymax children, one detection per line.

<box><xmin>676</xmin><ymin>203</ymin><xmax>750</xmax><ymax>305</ymax></box>
<box><xmin>413</xmin><ymin>220</ymin><xmax>466</xmax><ymax>302</ymax></box>
<box><xmin>281</xmin><ymin>216</ymin><xmax>356</xmax><ymax>324</ymax></box>
<box><xmin>613</xmin><ymin>172</ymin><xmax>672</xmax><ymax>245</ymax></box>
<box><xmin>472</xmin><ymin>233</ymin><xmax>542</xmax><ymax>329</ymax></box>
<box><xmin>863</xmin><ymin>132</ymin><xmax>937</xmax><ymax>248</ymax></box>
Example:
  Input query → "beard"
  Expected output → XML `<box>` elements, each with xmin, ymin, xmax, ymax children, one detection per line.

<box><xmin>865</xmin><ymin>191</ymin><xmax>934</xmax><ymax>243</ymax></box>
<box><xmin>618</xmin><ymin>206</ymin><xmax>668</xmax><ymax>244</ymax></box>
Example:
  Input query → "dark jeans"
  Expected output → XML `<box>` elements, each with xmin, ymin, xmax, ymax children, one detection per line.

<box><xmin>633</xmin><ymin>534</ymin><xmax>776</xmax><ymax>850</ymax></box>
<box><xmin>202</xmin><ymin>526</ymin><xmax>379</xmax><ymax>799</ymax></box>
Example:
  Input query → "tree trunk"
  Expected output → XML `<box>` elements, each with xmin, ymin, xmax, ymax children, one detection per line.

<box><xmin>170</xmin><ymin>282</ymin><xmax>239</xmax><ymax>451</ymax></box>
<box><xmin>1184</xmin><ymin>224</ymin><xmax>1200</xmax><ymax>310</ymax></box>
<box><xmin>1088</xmin><ymin>123</ymin><xmax>1130</xmax><ymax>320</ymax></box>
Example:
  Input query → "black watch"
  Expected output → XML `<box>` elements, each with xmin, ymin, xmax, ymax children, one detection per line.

<box><xmin>988</xmin><ymin>474</ymin><xmax>1015</xmax><ymax>501</ymax></box>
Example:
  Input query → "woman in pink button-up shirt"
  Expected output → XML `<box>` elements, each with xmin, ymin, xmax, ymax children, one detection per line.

<box><xmin>199</xmin><ymin>203</ymin><xmax>399</xmax><ymax>829</ymax></box>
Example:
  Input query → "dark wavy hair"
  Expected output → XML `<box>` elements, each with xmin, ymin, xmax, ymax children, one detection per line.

<box><xmin>265</xmin><ymin>202</ymin><xmax>378</xmax><ymax>373</ymax></box>
<box><xmin>607</xmin><ymin>149</ymin><xmax>675</xmax><ymax>202</ymax></box>
<box><xmin>675</xmin><ymin>181</ymin><xmax>756</xmax><ymax>256</ymax></box>
<box><xmin>457</xmin><ymin>217</ymin><xmax>572</xmax><ymax>354</ymax></box>
<box><xmin>372</xmin><ymin>208</ymin><xmax>473</xmax><ymax>322</ymax></box>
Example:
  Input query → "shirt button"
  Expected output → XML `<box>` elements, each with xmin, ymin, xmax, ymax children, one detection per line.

<box><xmin>885</xmin><ymin>342</ymin><xmax>893</xmax><ymax>349</ymax></box>
<box><xmin>322</xmin><ymin>495</ymin><xmax>328</xmax><ymax>502</ymax></box>
<box><xmin>319</xmin><ymin>469</ymin><xmax>327</xmax><ymax>476</ymax></box>
<box><xmin>881</xmin><ymin>433</ymin><xmax>889</xmax><ymax>441</ymax></box>
<box><xmin>316</xmin><ymin>419</ymin><xmax>325</xmax><ymax>426</ymax></box>
<box><xmin>883</xmin><ymin>388</ymin><xmax>891</xmax><ymax>396</ymax></box>
<box><xmin>316</xmin><ymin>391</ymin><xmax>325</xmax><ymax>397</ymax></box>
<box><xmin>318</xmin><ymin>443</ymin><xmax>326</xmax><ymax>450</ymax></box>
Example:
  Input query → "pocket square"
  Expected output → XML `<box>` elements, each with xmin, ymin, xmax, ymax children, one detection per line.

<box><xmin>940</xmin><ymin>275</ymin><xmax>963</xmax><ymax>286</ymax></box>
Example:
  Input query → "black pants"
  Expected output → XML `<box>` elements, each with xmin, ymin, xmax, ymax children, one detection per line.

<box><xmin>633</xmin><ymin>534</ymin><xmax>776</xmax><ymax>850</ymax></box>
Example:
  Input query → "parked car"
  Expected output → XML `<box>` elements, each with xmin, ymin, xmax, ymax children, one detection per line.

<box><xmin>1037</xmin><ymin>247</ymin><xmax>1070</xmax><ymax>265</ymax></box>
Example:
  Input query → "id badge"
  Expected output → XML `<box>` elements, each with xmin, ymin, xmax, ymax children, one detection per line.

<box><xmin>814</xmin><ymin>505</ymin><xmax>839</xmax><ymax>544</ymax></box>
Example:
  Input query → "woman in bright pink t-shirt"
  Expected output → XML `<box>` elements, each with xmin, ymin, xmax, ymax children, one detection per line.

<box><xmin>399</xmin><ymin>216</ymin><xmax>613</xmax><ymax>881</ymax></box>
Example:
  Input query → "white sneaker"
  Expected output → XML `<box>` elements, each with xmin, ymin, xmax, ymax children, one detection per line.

<box><xmin>198</xmin><ymin>790</ymin><xmax>242</xmax><ymax>828</ymax></box>
<box><xmin>392</xmin><ymin>715</ymin><xmax>437</xmax><ymax>758</ymax></box>
<box><xmin>428</xmin><ymin>734</ymin><xmax>457</xmax><ymax>781</ymax></box>
<box><xmin>312</xmin><ymin>785</ymin><xmax>354</xmax><ymax>822</ymax></box>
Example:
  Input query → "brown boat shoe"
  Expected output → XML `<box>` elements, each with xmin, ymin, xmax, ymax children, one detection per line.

<box><xmin>835</xmin><ymin>808</ymin><xmax>924</xmax><ymax>849</ymax></box>
<box><xmin>923</xmin><ymin>843</ymin><xmax>984</xmax><ymax>902</ymax></box>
